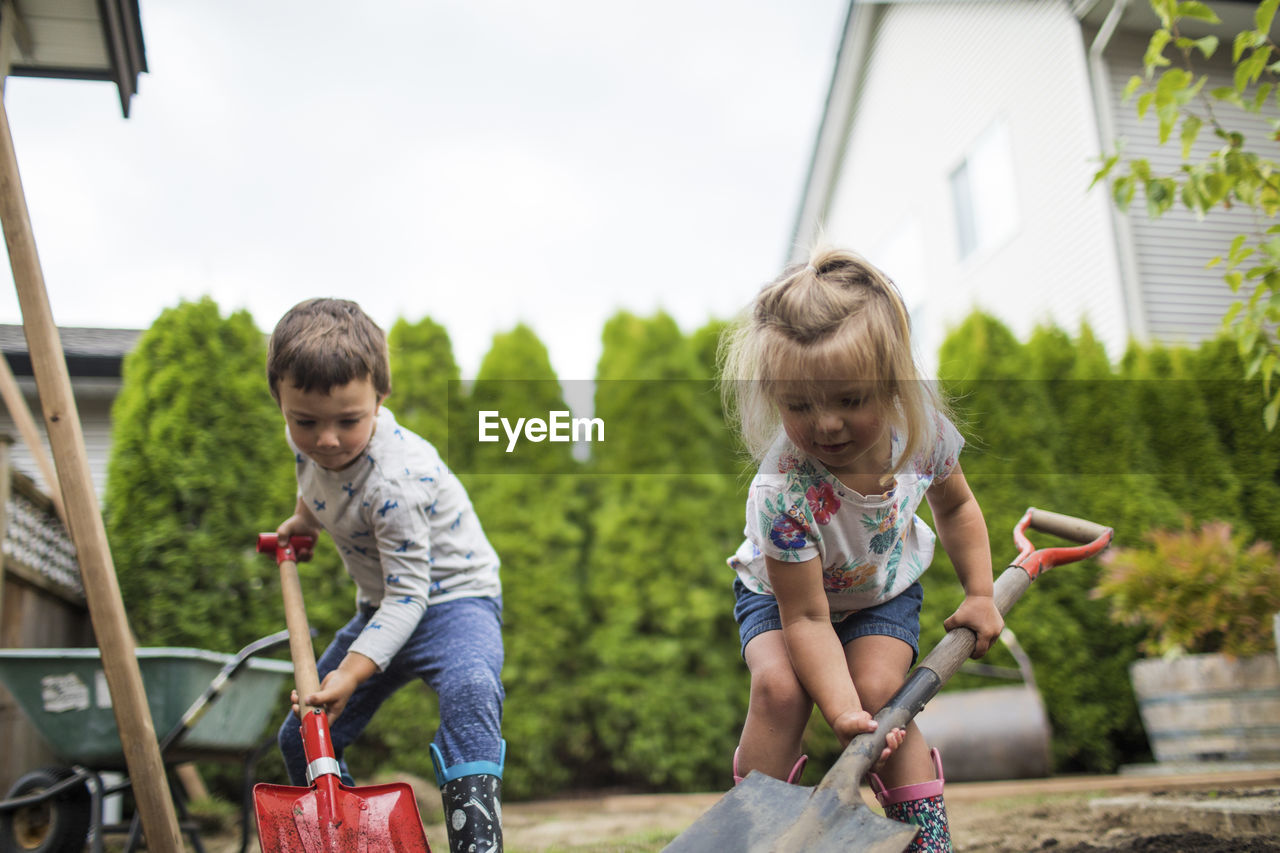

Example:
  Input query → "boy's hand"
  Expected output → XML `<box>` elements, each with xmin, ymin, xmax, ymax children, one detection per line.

<box><xmin>293</xmin><ymin>669</ymin><xmax>360</xmax><ymax>726</ymax></box>
<box><xmin>276</xmin><ymin>514</ymin><xmax>321</xmax><ymax>561</ymax></box>
<box><xmin>291</xmin><ymin>652</ymin><xmax>378</xmax><ymax>725</ymax></box>
<box><xmin>943</xmin><ymin>594</ymin><xmax>1005</xmax><ymax>658</ymax></box>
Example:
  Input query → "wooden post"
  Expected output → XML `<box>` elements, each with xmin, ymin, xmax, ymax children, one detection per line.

<box><xmin>0</xmin><ymin>100</ymin><xmax>183</xmax><ymax>850</ymax></box>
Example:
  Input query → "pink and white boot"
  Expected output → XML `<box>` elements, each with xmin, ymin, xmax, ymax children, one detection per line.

<box><xmin>732</xmin><ymin>747</ymin><xmax>807</xmax><ymax>785</ymax></box>
<box><xmin>868</xmin><ymin>748</ymin><xmax>952</xmax><ymax>852</ymax></box>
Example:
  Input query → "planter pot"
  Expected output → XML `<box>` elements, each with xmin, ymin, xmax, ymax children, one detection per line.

<box><xmin>1130</xmin><ymin>652</ymin><xmax>1280</xmax><ymax>764</ymax></box>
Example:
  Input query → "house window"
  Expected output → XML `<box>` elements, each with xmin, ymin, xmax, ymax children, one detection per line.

<box><xmin>950</xmin><ymin>119</ymin><xmax>1018</xmax><ymax>260</ymax></box>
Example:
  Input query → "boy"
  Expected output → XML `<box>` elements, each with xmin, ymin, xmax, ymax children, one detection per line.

<box><xmin>268</xmin><ymin>298</ymin><xmax>505</xmax><ymax>852</ymax></box>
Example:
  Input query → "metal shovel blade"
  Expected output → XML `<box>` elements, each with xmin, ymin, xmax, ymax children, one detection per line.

<box><xmin>662</xmin><ymin>771</ymin><xmax>917</xmax><ymax>853</ymax></box>
<box><xmin>254</xmin><ymin>779</ymin><xmax>430</xmax><ymax>853</ymax></box>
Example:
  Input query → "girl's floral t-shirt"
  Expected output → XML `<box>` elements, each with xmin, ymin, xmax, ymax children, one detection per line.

<box><xmin>729</xmin><ymin>412</ymin><xmax>963</xmax><ymax>618</ymax></box>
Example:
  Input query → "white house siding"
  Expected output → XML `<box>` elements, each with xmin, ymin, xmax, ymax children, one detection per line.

<box><xmin>822</xmin><ymin>0</ymin><xmax>1129</xmax><ymax>371</ymax></box>
<box><xmin>1103</xmin><ymin>29</ymin><xmax>1271</xmax><ymax>348</ymax></box>
<box><xmin>0</xmin><ymin>378</ymin><xmax>117</xmax><ymax>499</ymax></box>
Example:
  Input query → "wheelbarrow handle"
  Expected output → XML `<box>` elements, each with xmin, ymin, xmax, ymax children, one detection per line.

<box><xmin>157</xmin><ymin>628</ymin><xmax>295</xmax><ymax>754</ymax></box>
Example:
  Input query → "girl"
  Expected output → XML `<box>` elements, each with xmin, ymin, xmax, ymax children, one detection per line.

<box><xmin>721</xmin><ymin>247</ymin><xmax>1004</xmax><ymax>851</ymax></box>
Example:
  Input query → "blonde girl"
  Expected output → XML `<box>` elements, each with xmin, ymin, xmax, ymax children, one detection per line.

<box><xmin>721</xmin><ymin>247</ymin><xmax>1003</xmax><ymax>851</ymax></box>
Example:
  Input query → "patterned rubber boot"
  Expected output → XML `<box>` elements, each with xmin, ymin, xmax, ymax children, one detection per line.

<box><xmin>868</xmin><ymin>747</ymin><xmax>952</xmax><ymax>852</ymax></box>
<box><xmin>732</xmin><ymin>746</ymin><xmax>807</xmax><ymax>785</ymax></box>
<box><xmin>440</xmin><ymin>774</ymin><xmax>502</xmax><ymax>853</ymax></box>
<box><xmin>431</xmin><ymin>742</ymin><xmax>505</xmax><ymax>853</ymax></box>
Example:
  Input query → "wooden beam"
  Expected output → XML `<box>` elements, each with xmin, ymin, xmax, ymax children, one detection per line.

<box><xmin>0</xmin><ymin>97</ymin><xmax>183</xmax><ymax>851</ymax></box>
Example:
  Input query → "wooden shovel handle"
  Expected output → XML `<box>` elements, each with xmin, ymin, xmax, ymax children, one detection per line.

<box><xmin>279</xmin><ymin>554</ymin><xmax>322</xmax><ymax>716</ymax></box>
<box><xmin>256</xmin><ymin>534</ymin><xmax>321</xmax><ymax>717</ymax></box>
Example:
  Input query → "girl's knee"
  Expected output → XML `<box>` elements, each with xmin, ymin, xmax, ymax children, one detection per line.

<box><xmin>750</xmin><ymin>665</ymin><xmax>809</xmax><ymax>718</ymax></box>
<box><xmin>855</xmin><ymin>670</ymin><xmax>905</xmax><ymax>713</ymax></box>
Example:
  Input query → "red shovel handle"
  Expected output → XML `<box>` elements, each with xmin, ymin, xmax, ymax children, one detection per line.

<box><xmin>1013</xmin><ymin>508</ymin><xmax>1114</xmax><ymax>579</ymax></box>
<box><xmin>256</xmin><ymin>534</ymin><xmax>322</xmax><ymax>717</ymax></box>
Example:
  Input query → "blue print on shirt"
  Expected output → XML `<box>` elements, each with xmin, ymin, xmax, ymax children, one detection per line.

<box><xmin>427</xmin><ymin>500</ymin><xmax>439</xmax><ymax>516</ymax></box>
<box><xmin>394</xmin><ymin>540</ymin><xmax>415</xmax><ymax>553</ymax></box>
<box><xmin>450</xmin><ymin>512</ymin><xmax>463</xmax><ymax>530</ymax></box>
<box><xmin>397</xmin><ymin>595</ymin><xmax>414</xmax><ymax>604</ymax></box>
<box><xmin>312</xmin><ymin>499</ymin><xmax>325</xmax><ymax>512</ymax></box>
<box><xmin>378</xmin><ymin>499</ymin><xmax>399</xmax><ymax>517</ymax></box>
<box><xmin>342</xmin><ymin>482</ymin><xmax>356</xmax><ymax>496</ymax></box>
<box><xmin>368</xmin><ymin>622</ymin><xmax>382</xmax><ymax>630</ymax></box>
<box><xmin>352</xmin><ymin>545</ymin><xmax>369</xmax><ymax>556</ymax></box>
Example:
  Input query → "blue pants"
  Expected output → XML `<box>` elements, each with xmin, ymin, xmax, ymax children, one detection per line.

<box><xmin>276</xmin><ymin>595</ymin><xmax>504</xmax><ymax>786</ymax></box>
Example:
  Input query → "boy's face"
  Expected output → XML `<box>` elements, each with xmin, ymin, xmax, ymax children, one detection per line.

<box><xmin>277</xmin><ymin>376</ymin><xmax>383</xmax><ymax>470</ymax></box>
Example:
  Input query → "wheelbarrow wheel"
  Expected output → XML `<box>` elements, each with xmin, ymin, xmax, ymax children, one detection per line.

<box><xmin>0</xmin><ymin>766</ymin><xmax>91</xmax><ymax>853</ymax></box>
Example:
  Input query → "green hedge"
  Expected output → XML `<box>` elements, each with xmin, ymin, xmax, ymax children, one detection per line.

<box><xmin>106</xmin><ymin>303</ymin><xmax>1278</xmax><ymax>798</ymax></box>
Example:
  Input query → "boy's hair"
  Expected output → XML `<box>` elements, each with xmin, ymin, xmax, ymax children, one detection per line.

<box><xmin>720</xmin><ymin>246</ymin><xmax>945</xmax><ymax>473</ymax></box>
<box><xmin>267</xmin><ymin>298</ymin><xmax>392</xmax><ymax>401</ymax></box>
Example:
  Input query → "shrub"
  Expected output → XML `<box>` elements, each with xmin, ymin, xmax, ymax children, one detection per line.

<box><xmin>1095</xmin><ymin>521</ymin><xmax>1280</xmax><ymax>658</ymax></box>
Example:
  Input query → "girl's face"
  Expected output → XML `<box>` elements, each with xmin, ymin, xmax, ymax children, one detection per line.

<box><xmin>776</xmin><ymin>378</ymin><xmax>890</xmax><ymax>480</ymax></box>
<box><xmin>278</xmin><ymin>376</ymin><xmax>383</xmax><ymax>470</ymax></box>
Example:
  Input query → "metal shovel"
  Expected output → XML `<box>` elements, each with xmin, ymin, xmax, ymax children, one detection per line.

<box><xmin>663</xmin><ymin>507</ymin><xmax>1113</xmax><ymax>853</ymax></box>
<box><xmin>251</xmin><ymin>534</ymin><xmax>432</xmax><ymax>853</ymax></box>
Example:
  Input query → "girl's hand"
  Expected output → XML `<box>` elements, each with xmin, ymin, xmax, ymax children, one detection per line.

<box><xmin>874</xmin><ymin>726</ymin><xmax>907</xmax><ymax>770</ymax></box>
<box><xmin>831</xmin><ymin>707</ymin><xmax>878</xmax><ymax>748</ymax></box>
<box><xmin>831</xmin><ymin>710</ymin><xmax>906</xmax><ymax>763</ymax></box>
<box><xmin>943</xmin><ymin>594</ymin><xmax>1005</xmax><ymax>658</ymax></box>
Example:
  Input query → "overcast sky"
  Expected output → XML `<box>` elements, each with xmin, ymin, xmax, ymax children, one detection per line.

<box><xmin>0</xmin><ymin>1</ymin><xmax>845</xmax><ymax>381</ymax></box>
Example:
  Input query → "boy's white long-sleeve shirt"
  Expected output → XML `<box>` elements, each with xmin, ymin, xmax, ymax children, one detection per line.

<box><xmin>288</xmin><ymin>407</ymin><xmax>501</xmax><ymax>670</ymax></box>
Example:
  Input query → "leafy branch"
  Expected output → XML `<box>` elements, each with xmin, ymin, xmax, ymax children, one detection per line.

<box><xmin>1092</xmin><ymin>0</ymin><xmax>1280</xmax><ymax>429</ymax></box>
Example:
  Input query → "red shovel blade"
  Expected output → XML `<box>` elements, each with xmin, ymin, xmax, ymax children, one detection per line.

<box><xmin>254</xmin><ymin>778</ymin><xmax>430</xmax><ymax>853</ymax></box>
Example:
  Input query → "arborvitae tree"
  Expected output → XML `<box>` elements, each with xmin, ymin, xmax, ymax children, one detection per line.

<box><xmin>104</xmin><ymin>298</ymin><xmax>299</xmax><ymax>651</ymax></box>
<box><xmin>690</xmin><ymin>318</ymin><xmax>749</xmax><ymax>484</ymax></box>
<box><xmin>387</xmin><ymin>316</ymin><xmax>463</xmax><ymax>460</ymax></box>
<box><xmin>1193</xmin><ymin>335</ymin><xmax>1280</xmax><ymax>545</ymax></box>
<box><xmin>581</xmin><ymin>311</ymin><xmax>745</xmax><ymax>790</ymax></box>
<box><xmin>1025</xmin><ymin>324</ymin><xmax>1181</xmax><ymax>536</ymax></box>
<box><xmin>934</xmin><ymin>312</ymin><xmax>1133</xmax><ymax>772</ymax></box>
<box><xmin>463</xmin><ymin>324</ymin><xmax>590</xmax><ymax>798</ymax></box>
<box><xmin>1120</xmin><ymin>343</ymin><xmax>1241</xmax><ymax>526</ymax></box>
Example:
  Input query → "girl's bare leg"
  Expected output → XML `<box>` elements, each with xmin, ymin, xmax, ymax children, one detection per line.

<box><xmin>845</xmin><ymin>634</ymin><xmax>937</xmax><ymax>787</ymax></box>
<box><xmin>737</xmin><ymin>631</ymin><xmax>812</xmax><ymax>780</ymax></box>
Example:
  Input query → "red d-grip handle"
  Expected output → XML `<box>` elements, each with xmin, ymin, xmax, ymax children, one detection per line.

<box><xmin>256</xmin><ymin>533</ymin><xmax>315</xmax><ymax>564</ymax></box>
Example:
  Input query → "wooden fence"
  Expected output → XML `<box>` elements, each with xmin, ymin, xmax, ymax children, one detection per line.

<box><xmin>0</xmin><ymin>436</ymin><xmax>92</xmax><ymax>792</ymax></box>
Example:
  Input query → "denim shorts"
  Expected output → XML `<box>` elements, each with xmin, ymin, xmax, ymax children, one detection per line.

<box><xmin>733</xmin><ymin>578</ymin><xmax>923</xmax><ymax>665</ymax></box>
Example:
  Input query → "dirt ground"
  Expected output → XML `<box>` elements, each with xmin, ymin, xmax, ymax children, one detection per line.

<box><xmin>195</xmin><ymin>767</ymin><xmax>1279</xmax><ymax>852</ymax></box>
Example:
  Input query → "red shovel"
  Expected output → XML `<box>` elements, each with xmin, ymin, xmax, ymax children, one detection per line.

<box><xmin>252</xmin><ymin>534</ymin><xmax>431</xmax><ymax>852</ymax></box>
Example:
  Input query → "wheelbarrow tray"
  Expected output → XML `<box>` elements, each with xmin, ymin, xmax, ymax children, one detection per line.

<box><xmin>0</xmin><ymin>647</ymin><xmax>292</xmax><ymax>768</ymax></box>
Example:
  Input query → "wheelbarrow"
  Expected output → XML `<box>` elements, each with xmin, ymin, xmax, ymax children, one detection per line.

<box><xmin>665</xmin><ymin>506</ymin><xmax>1113</xmax><ymax>852</ymax></box>
<box><xmin>0</xmin><ymin>630</ymin><xmax>296</xmax><ymax>853</ymax></box>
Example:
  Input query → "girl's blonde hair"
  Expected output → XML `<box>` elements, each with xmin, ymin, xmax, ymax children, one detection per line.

<box><xmin>720</xmin><ymin>246</ymin><xmax>943</xmax><ymax>473</ymax></box>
